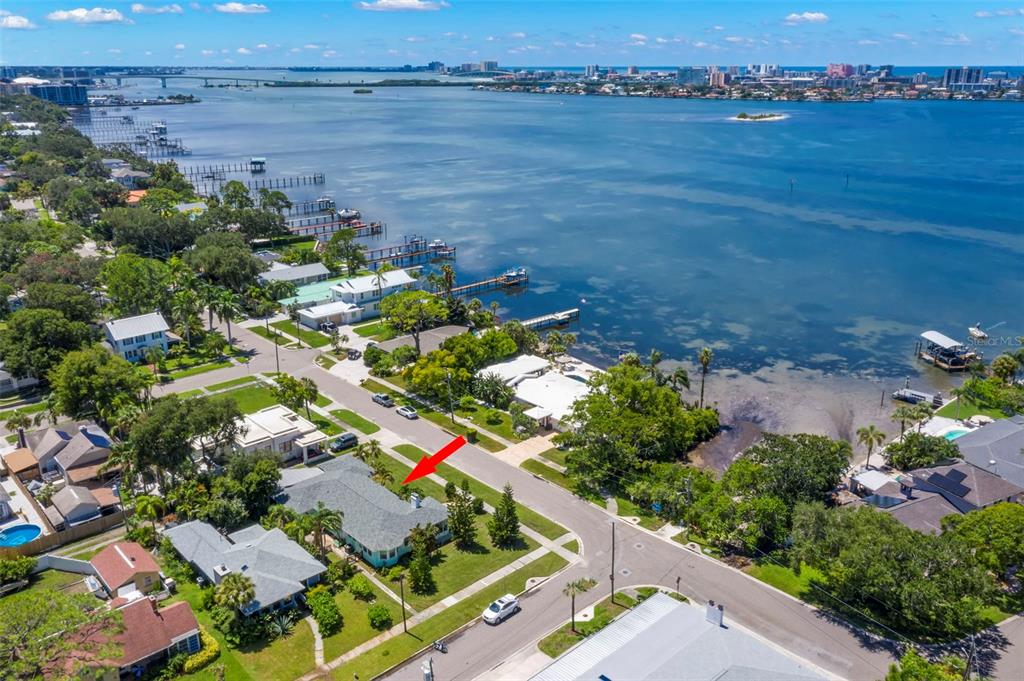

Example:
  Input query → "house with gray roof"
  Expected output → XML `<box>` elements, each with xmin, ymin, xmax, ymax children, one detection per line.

<box><xmin>163</xmin><ymin>520</ymin><xmax>326</xmax><ymax>616</ymax></box>
<box><xmin>279</xmin><ymin>455</ymin><xmax>450</xmax><ymax>568</ymax></box>
<box><xmin>258</xmin><ymin>262</ymin><xmax>330</xmax><ymax>287</ymax></box>
<box><xmin>104</xmin><ymin>311</ymin><xmax>170</xmax><ymax>363</ymax></box>
<box><xmin>954</xmin><ymin>416</ymin><xmax>1024</xmax><ymax>489</ymax></box>
<box><xmin>530</xmin><ymin>592</ymin><xmax>825</xmax><ymax>681</ymax></box>
<box><xmin>27</xmin><ymin>421</ymin><xmax>112</xmax><ymax>484</ymax></box>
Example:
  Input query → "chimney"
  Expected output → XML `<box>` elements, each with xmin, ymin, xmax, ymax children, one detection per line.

<box><xmin>78</xmin><ymin>425</ymin><xmax>89</xmax><ymax>433</ymax></box>
<box><xmin>898</xmin><ymin>475</ymin><xmax>915</xmax><ymax>500</ymax></box>
<box><xmin>705</xmin><ymin>600</ymin><xmax>724</xmax><ymax>627</ymax></box>
<box><xmin>410</xmin><ymin>493</ymin><xmax>422</xmax><ymax>510</ymax></box>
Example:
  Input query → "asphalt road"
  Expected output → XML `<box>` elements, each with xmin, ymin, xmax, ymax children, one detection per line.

<box><xmin>163</xmin><ymin>323</ymin><xmax>1021</xmax><ymax>681</ymax></box>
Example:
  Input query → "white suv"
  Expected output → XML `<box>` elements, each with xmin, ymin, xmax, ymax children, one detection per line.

<box><xmin>482</xmin><ymin>594</ymin><xmax>520</xmax><ymax>625</ymax></box>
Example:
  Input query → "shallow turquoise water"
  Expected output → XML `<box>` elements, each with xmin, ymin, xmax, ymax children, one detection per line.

<box><xmin>102</xmin><ymin>79</ymin><xmax>1024</xmax><ymax>379</ymax></box>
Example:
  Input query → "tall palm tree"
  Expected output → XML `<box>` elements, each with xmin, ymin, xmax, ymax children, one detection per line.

<box><xmin>912</xmin><ymin>403</ymin><xmax>934</xmax><ymax>433</ymax></box>
<box><xmin>143</xmin><ymin>344</ymin><xmax>165</xmax><ymax>377</ymax></box>
<box><xmin>211</xmin><ymin>289</ymin><xmax>242</xmax><ymax>345</ymax></box>
<box><xmin>354</xmin><ymin>439</ymin><xmax>385</xmax><ymax>466</ymax></box>
<box><xmin>299</xmin><ymin>377</ymin><xmax>319</xmax><ymax>420</ymax></box>
<box><xmin>4</xmin><ymin>410</ymin><xmax>32</xmax><ymax>448</ymax></box>
<box><xmin>855</xmin><ymin>425</ymin><xmax>887</xmax><ymax>469</ymax></box>
<box><xmin>371</xmin><ymin>462</ymin><xmax>394</xmax><ymax>487</ymax></box>
<box><xmin>891</xmin><ymin>405</ymin><xmax>917</xmax><ymax>441</ymax></box>
<box><xmin>562</xmin><ymin>578</ymin><xmax>596</xmax><ymax>633</ymax></box>
<box><xmin>646</xmin><ymin>348</ymin><xmax>665</xmax><ymax>385</ymax></box>
<box><xmin>214</xmin><ymin>572</ymin><xmax>256</xmax><ymax>612</ymax></box>
<box><xmin>171</xmin><ymin>289</ymin><xmax>201</xmax><ymax>349</ymax></box>
<box><xmin>374</xmin><ymin>263</ymin><xmax>396</xmax><ymax>298</ymax></box>
<box><xmin>698</xmin><ymin>347</ymin><xmax>714</xmax><ymax>409</ymax></box>
<box><xmin>262</xmin><ymin>504</ymin><xmax>297</xmax><ymax>530</ymax></box>
<box><xmin>198</xmin><ymin>282</ymin><xmax>219</xmax><ymax>332</ymax></box>
<box><xmin>669</xmin><ymin>367</ymin><xmax>691</xmax><ymax>393</ymax></box>
<box><xmin>133</xmin><ymin>494</ymin><xmax>166</xmax><ymax>534</ymax></box>
<box><xmin>306</xmin><ymin>502</ymin><xmax>343</xmax><ymax>561</ymax></box>
<box><xmin>440</xmin><ymin>264</ymin><xmax>456</xmax><ymax>299</ymax></box>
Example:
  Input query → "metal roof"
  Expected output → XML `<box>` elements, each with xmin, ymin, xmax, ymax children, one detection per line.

<box><xmin>104</xmin><ymin>312</ymin><xmax>170</xmax><ymax>342</ymax></box>
<box><xmin>259</xmin><ymin>262</ymin><xmax>330</xmax><ymax>283</ymax></box>
<box><xmin>920</xmin><ymin>330</ymin><xmax>962</xmax><ymax>350</ymax></box>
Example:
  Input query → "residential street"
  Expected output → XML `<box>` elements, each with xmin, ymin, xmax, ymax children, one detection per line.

<box><xmin>160</xmin><ymin>322</ymin><xmax>1021</xmax><ymax>681</ymax></box>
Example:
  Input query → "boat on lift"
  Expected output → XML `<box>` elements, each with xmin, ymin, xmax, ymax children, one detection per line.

<box><xmin>968</xmin><ymin>323</ymin><xmax>988</xmax><ymax>341</ymax></box>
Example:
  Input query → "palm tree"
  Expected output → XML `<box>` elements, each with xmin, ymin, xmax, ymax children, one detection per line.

<box><xmin>562</xmin><ymin>578</ymin><xmax>596</xmax><ymax>633</ymax></box>
<box><xmin>440</xmin><ymin>264</ymin><xmax>456</xmax><ymax>299</ymax></box>
<box><xmin>287</xmin><ymin>303</ymin><xmax>302</xmax><ymax>348</ymax></box>
<box><xmin>306</xmin><ymin>502</ymin><xmax>343</xmax><ymax>561</ymax></box>
<box><xmin>354</xmin><ymin>439</ymin><xmax>385</xmax><ymax>466</ymax></box>
<box><xmin>214</xmin><ymin>572</ymin><xmax>256</xmax><ymax>612</ymax></box>
<box><xmin>133</xmin><ymin>494</ymin><xmax>166</xmax><ymax>533</ymax></box>
<box><xmin>856</xmin><ymin>425</ymin><xmax>887</xmax><ymax>469</ymax></box>
<box><xmin>912</xmin><ymin>403</ymin><xmax>934</xmax><ymax>433</ymax></box>
<box><xmin>371</xmin><ymin>462</ymin><xmax>394</xmax><ymax>487</ymax></box>
<box><xmin>891</xmin><ymin>405</ymin><xmax>917</xmax><ymax>441</ymax></box>
<box><xmin>4</xmin><ymin>410</ymin><xmax>32</xmax><ymax>448</ymax></box>
<box><xmin>211</xmin><ymin>289</ymin><xmax>242</xmax><ymax>346</ymax></box>
<box><xmin>698</xmin><ymin>347</ymin><xmax>714</xmax><ymax>409</ymax></box>
<box><xmin>171</xmin><ymin>289</ymin><xmax>202</xmax><ymax>349</ymax></box>
<box><xmin>262</xmin><ymin>504</ymin><xmax>297</xmax><ymax>530</ymax></box>
<box><xmin>669</xmin><ymin>367</ymin><xmax>691</xmax><ymax>393</ymax></box>
<box><xmin>143</xmin><ymin>344</ymin><xmax>165</xmax><ymax>377</ymax></box>
<box><xmin>299</xmin><ymin>377</ymin><xmax>319</xmax><ymax>420</ymax></box>
<box><xmin>374</xmin><ymin>263</ymin><xmax>396</xmax><ymax>298</ymax></box>
<box><xmin>198</xmin><ymin>282</ymin><xmax>219</xmax><ymax>332</ymax></box>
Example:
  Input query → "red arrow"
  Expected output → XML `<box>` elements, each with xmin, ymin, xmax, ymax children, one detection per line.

<box><xmin>403</xmin><ymin>435</ymin><xmax>467</xmax><ymax>485</ymax></box>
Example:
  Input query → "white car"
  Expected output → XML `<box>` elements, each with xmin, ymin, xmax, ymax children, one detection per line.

<box><xmin>482</xmin><ymin>594</ymin><xmax>520</xmax><ymax>625</ymax></box>
<box><xmin>396</xmin><ymin>405</ymin><xmax>419</xmax><ymax>420</ymax></box>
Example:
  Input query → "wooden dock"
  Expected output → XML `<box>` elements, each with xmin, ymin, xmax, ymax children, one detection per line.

<box><xmin>288</xmin><ymin>219</ymin><xmax>383</xmax><ymax>241</ymax></box>
<box><xmin>443</xmin><ymin>268</ymin><xmax>528</xmax><ymax>298</ymax></box>
<box><xmin>179</xmin><ymin>160</ymin><xmax>268</xmax><ymax>178</ymax></box>
<box><xmin>364</xmin><ymin>237</ymin><xmax>456</xmax><ymax>270</ymax></box>
<box><xmin>521</xmin><ymin>308</ymin><xmax>580</xmax><ymax>331</ymax></box>
<box><xmin>284</xmin><ymin>197</ymin><xmax>336</xmax><ymax>216</ymax></box>
<box><xmin>192</xmin><ymin>173</ymin><xmax>325</xmax><ymax>197</ymax></box>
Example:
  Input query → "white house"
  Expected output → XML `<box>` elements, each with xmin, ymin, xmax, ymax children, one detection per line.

<box><xmin>234</xmin><ymin>405</ymin><xmax>329</xmax><ymax>465</ymax></box>
<box><xmin>0</xmin><ymin>361</ymin><xmax>38</xmax><ymax>396</ymax></box>
<box><xmin>104</xmin><ymin>312</ymin><xmax>170</xmax><ymax>363</ymax></box>
<box><xmin>298</xmin><ymin>300</ymin><xmax>363</xmax><ymax>330</ymax></box>
<box><xmin>329</xmin><ymin>269</ymin><xmax>417</xmax><ymax>319</ymax></box>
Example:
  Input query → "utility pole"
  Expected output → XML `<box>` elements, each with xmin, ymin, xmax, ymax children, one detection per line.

<box><xmin>274</xmin><ymin>335</ymin><xmax>281</xmax><ymax>375</ymax></box>
<box><xmin>609</xmin><ymin>521</ymin><xmax>616</xmax><ymax>605</ymax></box>
<box><xmin>444</xmin><ymin>369</ymin><xmax>455</xmax><ymax>424</ymax></box>
<box><xmin>399</xmin><ymin>574</ymin><xmax>408</xmax><ymax>633</ymax></box>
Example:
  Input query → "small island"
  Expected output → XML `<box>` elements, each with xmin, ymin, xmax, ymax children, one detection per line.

<box><xmin>353</xmin><ymin>88</ymin><xmax>373</xmax><ymax>94</ymax></box>
<box><xmin>733</xmin><ymin>112</ymin><xmax>787</xmax><ymax>121</ymax></box>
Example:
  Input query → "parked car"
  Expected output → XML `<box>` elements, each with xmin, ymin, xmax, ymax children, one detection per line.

<box><xmin>330</xmin><ymin>432</ymin><xmax>358</xmax><ymax>452</ymax></box>
<box><xmin>396</xmin><ymin>405</ymin><xmax>419</xmax><ymax>420</ymax></box>
<box><xmin>347</xmin><ymin>348</ymin><xmax>362</xmax><ymax>360</ymax></box>
<box><xmin>482</xmin><ymin>594</ymin><xmax>520</xmax><ymax>625</ymax></box>
<box><xmin>372</xmin><ymin>393</ymin><xmax>395</xmax><ymax>408</ymax></box>
<box><xmin>319</xmin><ymin>321</ymin><xmax>337</xmax><ymax>332</ymax></box>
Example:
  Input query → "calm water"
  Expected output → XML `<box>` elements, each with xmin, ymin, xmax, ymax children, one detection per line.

<box><xmin>104</xmin><ymin>77</ymin><xmax>1024</xmax><ymax>382</ymax></box>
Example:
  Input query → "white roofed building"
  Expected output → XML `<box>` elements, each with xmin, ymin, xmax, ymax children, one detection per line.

<box><xmin>230</xmin><ymin>405</ymin><xmax>329</xmax><ymax>465</ymax></box>
<box><xmin>297</xmin><ymin>300</ymin><xmax>363</xmax><ymax>330</ymax></box>
<box><xmin>329</xmin><ymin>269</ymin><xmax>417</xmax><ymax>319</ymax></box>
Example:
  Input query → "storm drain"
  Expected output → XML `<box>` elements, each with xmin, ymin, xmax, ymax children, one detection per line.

<box><xmin>620</xmin><ymin>568</ymin><xmax>632</xmax><ymax>577</ymax></box>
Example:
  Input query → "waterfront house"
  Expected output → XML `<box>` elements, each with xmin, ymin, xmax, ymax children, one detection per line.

<box><xmin>297</xmin><ymin>300</ymin><xmax>363</xmax><ymax>330</ymax></box>
<box><xmin>104</xmin><ymin>312</ymin><xmax>170</xmax><ymax>363</ymax></box>
<box><xmin>328</xmin><ymin>269</ymin><xmax>418</xmax><ymax>319</ymax></box>
<box><xmin>110</xmin><ymin>166</ymin><xmax>152</xmax><ymax>189</ymax></box>
<box><xmin>258</xmin><ymin>262</ymin><xmax>330</xmax><ymax>288</ymax></box>
<box><xmin>954</xmin><ymin>416</ymin><xmax>1024</xmax><ymax>488</ymax></box>
<box><xmin>279</xmin><ymin>455</ymin><xmax>449</xmax><ymax>568</ymax></box>
<box><xmin>164</xmin><ymin>520</ymin><xmax>326</xmax><ymax>616</ymax></box>
<box><xmin>90</xmin><ymin>541</ymin><xmax>162</xmax><ymax>601</ymax></box>
<box><xmin>479</xmin><ymin>353</ymin><xmax>596</xmax><ymax>428</ymax></box>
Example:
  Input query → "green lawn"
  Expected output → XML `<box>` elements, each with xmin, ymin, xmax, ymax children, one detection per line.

<box><xmin>271</xmin><ymin>320</ymin><xmax>331</xmax><ymax>348</ymax></box>
<box><xmin>614</xmin><ymin>496</ymin><xmax>665</xmax><ymax>531</ymax></box>
<box><xmin>249</xmin><ymin>324</ymin><xmax>284</xmax><ymax>344</ymax></box>
<box><xmin>334</xmin><ymin>552</ymin><xmax>568</xmax><ymax>680</ymax></box>
<box><xmin>935</xmin><ymin>397</ymin><xmax>1010</xmax><ymax>420</ymax></box>
<box><xmin>331</xmin><ymin>409</ymin><xmax>381</xmax><ymax>435</ymax></box>
<box><xmin>361</xmin><ymin>378</ymin><xmax>402</xmax><ymax>398</ymax></box>
<box><xmin>316</xmin><ymin>354</ymin><xmax>338</xmax><ymax>369</ymax></box>
<box><xmin>322</xmin><ymin>578</ymin><xmax>404</xmax><ymax>660</ymax></box>
<box><xmin>563</xmin><ymin>539</ymin><xmax>579</xmax><ymax>554</ymax></box>
<box><xmin>0</xmin><ymin>401</ymin><xmax>47</xmax><ymax>422</ymax></box>
<box><xmin>539</xmin><ymin>447</ymin><xmax>569</xmax><ymax>467</ymax></box>
<box><xmin>454</xmin><ymin>403</ymin><xmax>524</xmax><ymax>443</ymax></box>
<box><xmin>522</xmin><ymin>459</ymin><xmax>573</xmax><ymax>490</ymax></box>
<box><xmin>315</xmin><ymin>394</ymin><xmax>333</xmax><ymax>408</ymax></box>
<box><xmin>169</xmin><ymin>360</ymin><xmax>233</xmax><ymax>380</ymax></box>
<box><xmin>746</xmin><ymin>561</ymin><xmax>825</xmax><ymax>600</ymax></box>
<box><xmin>207</xmin><ymin>376</ymin><xmax>258</xmax><ymax>392</ymax></box>
<box><xmin>25</xmin><ymin>568</ymin><xmax>86</xmax><ymax>593</ymax></box>
<box><xmin>394</xmin><ymin>445</ymin><xmax>567</xmax><ymax>541</ymax></box>
<box><xmin>371</xmin><ymin>451</ymin><xmax>449</xmax><ymax>503</ymax></box>
<box><xmin>221</xmin><ymin>384</ymin><xmax>279</xmax><ymax>414</ymax></box>
<box><xmin>538</xmin><ymin>592</ymin><xmax>637</xmax><ymax>658</ymax></box>
<box><xmin>352</xmin><ymin>321</ymin><xmax>397</xmax><ymax>340</ymax></box>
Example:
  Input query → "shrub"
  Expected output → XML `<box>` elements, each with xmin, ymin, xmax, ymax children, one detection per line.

<box><xmin>391</xmin><ymin>345</ymin><xmax>418</xmax><ymax>367</ymax></box>
<box><xmin>0</xmin><ymin>557</ymin><xmax>35</xmax><ymax>585</ymax></box>
<box><xmin>198</xmin><ymin>587</ymin><xmax>216</xmax><ymax>611</ymax></box>
<box><xmin>125</xmin><ymin>525</ymin><xmax>157</xmax><ymax>548</ymax></box>
<box><xmin>367</xmin><ymin>604</ymin><xmax>393</xmax><ymax>630</ymax></box>
<box><xmin>458</xmin><ymin>394</ymin><xmax>477</xmax><ymax>411</ymax></box>
<box><xmin>472</xmin><ymin>497</ymin><xmax>486</xmax><ymax>515</ymax></box>
<box><xmin>326</xmin><ymin>560</ymin><xmax>357</xmax><ymax>592</ymax></box>
<box><xmin>444</xmin><ymin>481</ymin><xmax>458</xmax><ymax>500</ymax></box>
<box><xmin>384</xmin><ymin>565</ymin><xmax>404</xmax><ymax>582</ymax></box>
<box><xmin>362</xmin><ymin>344</ymin><xmax>385</xmax><ymax>368</ymax></box>
<box><xmin>466</xmin><ymin>429</ymin><xmax>478</xmax><ymax>443</ymax></box>
<box><xmin>307</xmin><ymin>585</ymin><xmax>343</xmax><ymax>636</ymax></box>
<box><xmin>347</xmin><ymin>573</ymin><xmax>375</xmax><ymax>601</ymax></box>
<box><xmin>182</xmin><ymin>628</ymin><xmax>221</xmax><ymax>674</ymax></box>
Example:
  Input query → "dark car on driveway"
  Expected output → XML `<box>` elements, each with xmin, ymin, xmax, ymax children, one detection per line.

<box><xmin>330</xmin><ymin>432</ymin><xmax>359</xmax><ymax>452</ymax></box>
<box><xmin>372</xmin><ymin>393</ymin><xmax>395</xmax><ymax>408</ymax></box>
<box><xmin>347</xmin><ymin>348</ymin><xmax>362</xmax><ymax>360</ymax></box>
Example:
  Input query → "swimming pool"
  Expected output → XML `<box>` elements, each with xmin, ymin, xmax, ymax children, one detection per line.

<box><xmin>0</xmin><ymin>524</ymin><xmax>42</xmax><ymax>547</ymax></box>
<box><xmin>943</xmin><ymin>429</ymin><xmax>971</xmax><ymax>441</ymax></box>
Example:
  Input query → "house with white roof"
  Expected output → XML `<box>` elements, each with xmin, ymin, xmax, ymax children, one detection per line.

<box><xmin>329</xmin><ymin>269</ymin><xmax>417</xmax><ymax>319</ymax></box>
<box><xmin>104</xmin><ymin>312</ymin><xmax>170</xmax><ymax>363</ymax></box>
<box><xmin>258</xmin><ymin>262</ymin><xmax>330</xmax><ymax>287</ymax></box>
<box><xmin>233</xmin><ymin>405</ymin><xmax>329</xmax><ymax>464</ymax></box>
<box><xmin>297</xmin><ymin>300</ymin><xmax>363</xmax><ymax>331</ymax></box>
<box><xmin>479</xmin><ymin>353</ymin><xmax>595</xmax><ymax>428</ymax></box>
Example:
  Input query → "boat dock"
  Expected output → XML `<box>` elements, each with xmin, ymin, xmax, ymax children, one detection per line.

<box><xmin>284</xmin><ymin>197</ymin><xmax>336</xmax><ymax>217</ymax></box>
<box><xmin>364</xmin><ymin>237</ymin><xmax>456</xmax><ymax>270</ymax></box>
<box><xmin>179</xmin><ymin>159</ymin><xmax>268</xmax><ymax>178</ymax></box>
<box><xmin>521</xmin><ymin>308</ymin><xmax>580</xmax><ymax>331</ymax></box>
<box><xmin>192</xmin><ymin>173</ymin><xmax>325</xmax><ymax>197</ymax></box>
<box><xmin>915</xmin><ymin>330</ymin><xmax>980</xmax><ymax>372</ymax></box>
<box><xmin>444</xmin><ymin>268</ymin><xmax>528</xmax><ymax>298</ymax></box>
<box><xmin>287</xmin><ymin>218</ymin><xmax>384</xmax><ymax>241</ymax></box>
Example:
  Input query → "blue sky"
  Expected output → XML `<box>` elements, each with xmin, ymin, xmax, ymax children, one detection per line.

<box><xmin>2</xmin><ymin>1</ymin><xmax>1023</xmax><ymax>66</ymax></box>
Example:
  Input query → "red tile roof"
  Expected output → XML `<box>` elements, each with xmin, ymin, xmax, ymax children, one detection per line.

<box><xmin>91</xmin><ymin>542</ymin><xmax>160</xmax><ymax>591</ymax></box>
<box><xmin>116</xmin><ymin>599</ymin><xmax>199</xmax><ymax>666</ymax></box>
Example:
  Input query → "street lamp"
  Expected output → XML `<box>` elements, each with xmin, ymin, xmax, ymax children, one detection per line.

<box><xmin>609</xmin><ymin>520</ymin><xmax>616</xmax><ymax>605</ymax></box>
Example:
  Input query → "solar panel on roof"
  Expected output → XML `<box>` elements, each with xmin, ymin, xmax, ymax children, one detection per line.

<box><xmin>926</xmin><ymin>472</ymin><xmax>970</xmax><ymax>498</ymax></box>
<box><xmin>945</xmin><ymin>469</ymin><xmax>967</xmax><ymax>483</ymax></box>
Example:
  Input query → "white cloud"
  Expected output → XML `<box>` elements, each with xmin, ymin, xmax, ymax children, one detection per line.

<box><xmin>857</xmin><ymin>39</ymin><xmax>880</xmax><ymax>45</ymax></box>
<box><xmin>387</xmin><ymin>48</ymin><xmax>399</xmax><ymax>55</ymax></box>
<box><xmin>322</xmin><ymin>49</ymin><xmax>338</xmax><ymax>57</ymax></box>
<box><xmin>891</xmin><ymin>32</ymin><xmax>911</xmax><ymax>40</ymax></box>
<box><xmin>724</xmin><ymin>35</ymin><xmax>745</xmax><ymax>42</ymax></box>
<box><xmin>975</xmin><ymin>8</ymin><xmax>1024</xmax><ymax>17</ymax></box>
<box><xmin>357</xmin><ymin>0</ymin><xmax>449</xmax><ymax>11</ymax></box>
<box><xmin>236</xmin><ymin>46</ymin><xmax>252</xmax><ymax>54</ymax></box>
<box><xmin>509</xmin><ymin>31</ymin><xmax>526</xmax><ymax>39</ymax></box>
<box><xmin>256</xmin><ymin>43</ymin><xmax>268</xmax><ymax>48</ymax></box>
<box><xmin>975</xmin><ymin>10</ymin><xmax>994</xmax><ymax>16</ymax></box>
<box><xmin>784</xmin><ymin>11</ymin><xmax>829</xmax><ymax>25</ymax></box>
<box><xmin>0</xmin><ymin>14</ymin><xmax>36</xmax><ymax>29</ymax></box>
<box><xmin>629</xmin><ymin>33</ymin><xmax>647</xmax><ymax>41</ymax></box>
<box><xmin>289</xmin><ymin>47</ymin><xmax>300</xmax><ymax>53</ymax></box>
<box><xmin>131</xmin><ymin>3</ymin><xmax>183</xmax><ymax>14</ymax></box>
<box><xmin>712</xmin><ymin>24</ymin><xmax>724</xmax><ymax>31</ymax></box>
<box><xmin>940</xmin><ymin>32</ymin><xmax>971</xmax><ymax>45</ymax></box>
<box><xmin>201</xmin><ymin>49</ymin><xmax>215</xmax><ymax>55</ymax></box>
<box><xmin>174</xmin><ymin>42</ymin><xmax>185</xmax><ymax>49</ymax></box>
<box><xmin>303</xmin><ymin>43</ymin><xmax>319</xmax><ymax>49</ymax></box>
<box><xmin>46</xmin><ymin>7</ymin><xmax>130</xmax><ymax>24</ymax></box>
<box><xmin>213</xmin><ymin>2</ymin><xmax>268</xmax><ymax>14</ymax></box>
<box><xmin>693</xmin><ymin>41</ymin><xmax>709</xmax><ymax>48</ymax></box>
<box><xmin>145</xmin><ymin>50</ymin><xmax>153</xmax><ymax>55</ymax></box>
<box><xmin>575</xmin><ymin>41</ymin><xmax>595</xmax><ymax>48</ymax></box>
<box><xmin>1010</xmin><ymin>26</ymin><xmax>1024</xmax><ymax>35</ymax></box>
<box><xmin>485</xmin><ymin>35</ymin><xmax>497</xmax><ymax>42</ymax></box>
<box><xmin>189</xmin><ymin>2</ymin><xmax>201</xmax><ymax>9</ymax></box>
<box><xmin>107</xmin><ymin>47</ymin><xmax>122</xmax><ymax>53</ymax></box>
<box><xmin>404</xmin><ymin>35</ymin><xmax>426</xmax><ymax>42</ymax></box>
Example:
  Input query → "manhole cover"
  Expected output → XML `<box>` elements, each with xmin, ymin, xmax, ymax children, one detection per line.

<box><xmin>620</xmin><ymin>568</ymin><xmax>631</xmax><ymax>577</ymax></box>
<box><xmin>634</xmin><ymin>542</ymin><xmax>644</xmax><ymax>550</ymax></box>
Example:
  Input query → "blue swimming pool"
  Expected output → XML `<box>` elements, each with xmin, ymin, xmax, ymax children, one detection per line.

<box><xmin>0</xmin><ymin>524</ymin><xmax>42</xmax><ymax>547</ymax></box>
<box><xmin>944</xmin><ymin>429</ymin><xmax>971</xmax><ymax>441</ymax></box>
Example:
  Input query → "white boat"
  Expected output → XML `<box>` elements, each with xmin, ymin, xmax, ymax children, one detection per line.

<box><xmin>968</xmin><ymin>323</ymin><xmax>988</xmax><ymax>341</ymax></box>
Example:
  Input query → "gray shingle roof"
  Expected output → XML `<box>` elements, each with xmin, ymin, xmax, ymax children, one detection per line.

<box><xmin>54</xmin><ymin>426</ymin><xmax>111</xmax><ymax>471</ymax></box>
<box><xmin>279</xmin><ymin>455</ymin><xmax>448</xmax><ymax>553</ymax></box>
<box><xmin>164</xmin><ymin>521</ymin><xmax>326</xmax><ymax>613</ymax></box>
<box><xmin>259</xmin><ymin>263</ymin><xmax>329</xmax><ymax>283</ymax></box>
<box><xmin>105</xmin><ymin>312</ymin><xmax>170</xmax><ymax>342</ymax></box>
<box><xmin>52</xmin><ymin>485</ymin><xmax>99</xmax><ymax>517</ymax></box>
<box><xmin>955</xmin><ymin>417</ymin><xmax>1024</xmax><ymax>489</ymax></box>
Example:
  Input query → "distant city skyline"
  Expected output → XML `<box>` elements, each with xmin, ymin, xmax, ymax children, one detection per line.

<box><xmin>2</xmin><ymin>1</ymin><xmax>1023</xmax><ymax>67</ymax></box>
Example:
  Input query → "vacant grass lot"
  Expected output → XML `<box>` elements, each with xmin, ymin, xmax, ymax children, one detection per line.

<box><xmin>206</xmin><ymin>376</ymin><xmax>258</xmax><ymax>392</ymax></box>
<box><xmin>614</xmin><ymin>496</ymin><xmax>665</xmax><ymax>531</ymax></box>
<box><xmin>745</xmin><ymin>561</ymin><xmax>825</xmax><ymax>600</ymax></box>
<box><xmin>394</xmin><ymin>444</ymin><xmax>567</xmax><ymax>541</ymax></box>
<box><xmin>538</xmin><ymin>447</ymin><xmax>569</xmax><ymax>467</ymax></box>
<box><xmin>334</xmin><ymin>552</ymin><xmax>567</xmax><ymax>680</ymax></box>
<box><xmin>521</xmin><ymin>459</ymin><xmax>573</xmax><ymax>490</ymax></box>
<box><xmin>221</xmin><ymin>384</ymin><xmax>279</xmax><ymax>414</ymax></box>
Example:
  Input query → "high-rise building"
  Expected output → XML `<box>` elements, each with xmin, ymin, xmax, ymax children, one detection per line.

<box><xmin>676</xmin><ymin>66</ymin><xmax>707</xmax><ymax>85</ymax></box>
<box><xmin>480</xmin><ymin>60</ymin><xmax>498</xmax><ymax>72</ymax></box>
<box><xmin>427</xmin><ymin>61</ymin><xmax>445</xmax><ymax>73</ymax></box>
<box><xmin>727</xmin><ymin>65</ymin><xmax>739</xmax><ymax>75</ymax></box>
<box><xmin>826</xmin><ymin>63</ymin><xmax>854</xmax><ymax>78</ymax></box>
<box><xmin>27</xmin><ymin>84</ymin><xmax>88</xmax><ymax>106</ymax></box>
<box><xmin>626</xmin><ymin>65</ymin><xmax>638</xmax><ymax>76</ymax></box>
<box><xmin>912</xmin><ymin>72</ymin><xmax>929</xmax><ymax>85</ymax></box>
<box><xmin>708</xmin><ymin>71</ymin><xmax>726</xmax><ymax>87</ymax></box>
<box><xmin>878</xmin><ymin>64</ymin><xmax>894</xmax><ymax>77</ymax></box>
<box><xmin>460</xmin><ymin>63</ymin><xmax>476</xmax><ymax>73</ymax></box>
<box><xmin>0</xmin><ymin>66</ymin><xmax>16</xmax><ymax>80</ymax></box>
<box><xmin>585</xmin><ymin>64</ymin><xmax>600</xmax><ymax>78</ymax></box>
<box><xmin>942</xmin><ymin>66</ymin><xmax>982</xmax><ymax>88</ymax></box>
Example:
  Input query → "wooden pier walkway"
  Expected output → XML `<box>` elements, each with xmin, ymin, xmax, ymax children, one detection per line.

<box><xmin>192</xmin><ymin>173</ymin><xmax>324</xmax><ymax>197</ymax></box>
<box><xmin>179</xmin><ymin>160</ymin><xmax>267</xmax><ymax>178</ymax></box>
<box><xmin>521</xmin><ymin>308</ymin><xmax>580</xmax><ymax>331</ymax></box>
<box><xmin>288</xmin><ymin>218</ymin><xmax>384</xmax><ymax>240</ymax></box>
<box><xmin>364</xmin><ymin>237</ymin><xmax>456</xmax><ymax>270</ymax></box>
<box><xmin>284</xmin><ymin>197</ymin><xmax>336</xmax><ymax>217</ymax></box>
<box><xmin>442</xmin><ymin>268</ymin><xmax>528</xmax><ymax>298</ymax></box>
<box><xmin>99</xmin><ymin>140</ymin><xmax>191</xmax><ymax>157</ymax></box>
